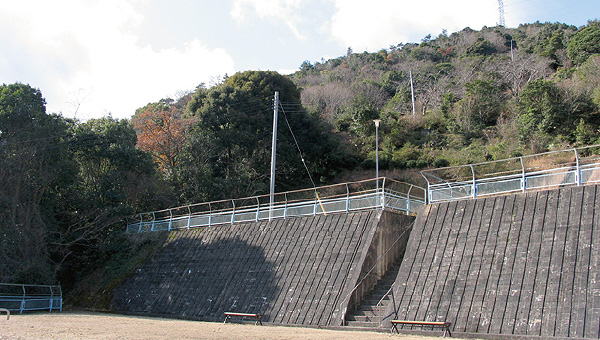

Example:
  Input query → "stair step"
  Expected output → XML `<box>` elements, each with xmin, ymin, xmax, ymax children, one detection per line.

<box><xmin>370</xmin><ymin>288</ymin><xmax>392</xmax><ymax>296</ymax></box>
<box><xmin>346</xmin><ymin>314</ymin><xmax>380</xmax><ymax>323</ymax></box>
<box><xmin>352</xmin><ymin>310</ymin><xmax>378</xmax><ymax>317</ymax></box>
<box><xmin>344</xmin><ymin>320</ymin><xmax>379</xmax><ymax>328</ymax></box>
<box><xmin>378</xmin><ymin>277</ymin><xmax>397</xmax><ymax>284</ymax></box>
<box><xmin>361</xmin><ymin>297</ymin><xmax>390</xmax><ymax>305</ymax></box>
<box><xmin>355</xmin><ymin>305</ymin><xmax>383</xmax><ymax>313</ymax></box>
<box><xmin>344</xmin><ymin>258</ymin><xmax>404</xmax><ymax>328</ymax></box>
<box><xmin>352</xmin><ymin>308</ymin><xmax>389</xmax><ymax>317</ymax></box>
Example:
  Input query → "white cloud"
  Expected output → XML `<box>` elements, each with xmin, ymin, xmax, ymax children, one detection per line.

<box><xmin>0</xmin><ymin>0</ymin><xmax>235</xmax><ymax>120</ymax></box>
<box><xmin>325</xmin><ymin>0</ymin><xmax>498</xmax><ymax>51</ymax></box>
<box><xmin>231</xmin><ymin>0</ymin><xmax>306</xmax><ymax>39</ymax></box>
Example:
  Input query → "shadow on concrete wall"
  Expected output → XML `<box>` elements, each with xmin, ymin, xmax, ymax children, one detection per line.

<box><xmin>111</xmin><ymin>233</ymin><xmax>278</xmax><ymax>322</ymax></box>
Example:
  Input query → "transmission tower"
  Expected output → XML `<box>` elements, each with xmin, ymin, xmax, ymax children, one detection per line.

<box><xmin>497</xmin><ymin>0</ymin><xmax>505</xmax><ymax>26</ymax></box>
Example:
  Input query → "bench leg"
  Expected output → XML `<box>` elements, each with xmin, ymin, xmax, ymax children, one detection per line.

<box><xmin>443</xmin><ymin>326</ymin><xmax>452</xmax><ymax>338</ymax></box>
<box><xmin>224</xmin><ymin>315</ymin><xmax>231</xmax><ymax>324</ymax></box>
<box><xmin>391</xmin><ymin>323</ymin><xmax>398</xmax><ymax>334</ymax></box>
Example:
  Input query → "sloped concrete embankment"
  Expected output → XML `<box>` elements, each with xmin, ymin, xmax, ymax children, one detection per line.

<box><xmin>386</xmin><ymin>184</ymin><xmax>600</xmax><ymax>339</ymax></box>
<box><xmin>111</xmin><ymin>210</ymin><xmax>414</xmax><ymax>326</ymax></box>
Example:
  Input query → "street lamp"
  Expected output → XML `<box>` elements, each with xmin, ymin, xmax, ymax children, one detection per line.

<box><xmin>374</xmin><ymin>119</ymin><xmax>381</xmax><ymax>207</ymax></box>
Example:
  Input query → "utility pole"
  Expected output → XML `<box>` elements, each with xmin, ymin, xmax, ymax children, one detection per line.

<box><xmin>410</xmin><ymin>70</ymin><xmax>416</xmax><ymax>117</ymax></box>
<box><xmin>269</xmin><ymin>91</ymin><xmax>279</xmax><ymax>220</ymax></box>
<box><xmin>510</xmin><ymin>40</ymin><xmax>514</xmax><ymax>61</ymax></box>
<box><xmin>374</xmin><ymin>119</ymin><xmax>381</xmax><ymax>207</ymax></box>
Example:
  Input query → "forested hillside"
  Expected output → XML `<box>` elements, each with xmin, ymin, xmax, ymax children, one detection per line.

<box><xmin>293</xmin><ymin>21</ymin><xmax>600</xmax><ymax>173</ymax></box>
<box><xmin>1</xmin><ymin>20</ymin><xmax>600</xmax><ymax>293</ymax></box>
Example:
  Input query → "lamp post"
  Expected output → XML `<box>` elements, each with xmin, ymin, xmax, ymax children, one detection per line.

<box><xmin>374</xmin><ymin>119</ymin><xmax>381</xmax><ymax>207</ymax></box>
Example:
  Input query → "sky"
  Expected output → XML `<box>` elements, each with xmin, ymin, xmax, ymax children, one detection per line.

<box><xmin>1</xmin><ymin>0</ymin><xmax>599</xmax><ymax>120</ymax></box>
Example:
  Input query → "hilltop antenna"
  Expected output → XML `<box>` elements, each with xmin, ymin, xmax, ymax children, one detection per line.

<box><xmin>497</xmin><ymin>0</ymin><xmax>505</xmax><ymax>26</ymax></box>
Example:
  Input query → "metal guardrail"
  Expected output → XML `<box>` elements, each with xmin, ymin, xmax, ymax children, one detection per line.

<box><xmin>421</xmin><ymin>145</ymin><xmax>600</xmax><ymax>204</ymax></box>
<box><xmin>0</xmin><ymin>283</ymin><xmax>62</xmax><ymax>314</ymax></box>
<box><xmin>126</xmin><ymin>178</ymin><xmax>426</xmax><ymax>233</ymax></box>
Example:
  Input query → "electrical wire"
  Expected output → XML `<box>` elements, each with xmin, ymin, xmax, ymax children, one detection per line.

<box><xmin>278</xmin><ymin>101</ymin><xmax>317</xmax><ymax>188</ymax></box>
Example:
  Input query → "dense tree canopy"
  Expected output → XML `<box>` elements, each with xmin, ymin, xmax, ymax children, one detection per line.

<box><xmin>184</xmin><ymin>71</ymin><xmax>352</xmax><ymax>199</ymax></box>
<box><xmin>567</xmin><ymin>21</ymin><xmax>600</xmax><ymax>65</ymax></box>
<box><xmin>0</xmin><ymin>84</ymin><xmax>168</xmax><ymax>286</ymax></box>
<box><xmin>0</xmin><ymin>83</ymin><xmax>74</xmax><ymax>283</ymax></box>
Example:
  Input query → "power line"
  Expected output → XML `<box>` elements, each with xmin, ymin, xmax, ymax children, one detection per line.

<box><xmin>278</xmin><ymin>102</ymin><xmax>316</xmax><ymax>188</ymax></box>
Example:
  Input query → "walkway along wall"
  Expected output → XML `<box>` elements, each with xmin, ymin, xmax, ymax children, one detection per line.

<box><xmin>386</xmin><ymin>184</ymin><xmax>600</xmax><ymax>339</ymax></box>
<box><xmin>111</xmin><ymin>210</ymin><xmax>414</xmax><ymax>326</ymax></box>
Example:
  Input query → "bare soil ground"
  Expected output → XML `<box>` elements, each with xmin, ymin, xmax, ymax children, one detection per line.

<box><xmin>0</xmin><ymin>311</ymin><xmax>466</xmax><ymax>340</ymax></box>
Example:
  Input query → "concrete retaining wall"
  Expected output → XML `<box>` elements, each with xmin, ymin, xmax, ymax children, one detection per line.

<box><xmin>387</xmin><ymin>184</ymin><xmax>600</xmax><ymax>339</ymax></box>
<box><xmin>111</xmin><ymin>210</ymin><xmax>414</xmax><ymax>326</ymax></box>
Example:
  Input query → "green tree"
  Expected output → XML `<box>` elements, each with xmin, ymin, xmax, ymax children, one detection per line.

<box><xmin>518</xmin><ymin>78</ymin><xmax>599</xmax><ymax>149</ymax></box>
<box><xmin>452</xmin><ymin>78</ymin><xmax>507</xmax><ymax>135</ymax></box>
<box><xmin>0</xmin><ymin>83</ymin><xmax>75</xmax><ymax>283</ymax></box>
<box><xmin>517</xmin><ymin>79</ymin><xmax>565</xmax><ymax>139</ymax></box>
<box><xmin>567</xmin><ymin>21</ymin><xmax>600</xmax><ymax>65</ymax></box>
<box><xmin>55</xmin><ymin>117</ymin><xmax>166</xmax><ymax>287</ymax></box>
<box><xmin>186</xmin><ymin>71</ymin><xmax>350</xmax><ymax>198</ymax></box>
<box><xmin>540</xmin><ymin>31</ymin><xmax>565</xmax><ymax>69</ymax></box>
<box><xmin>336</xmin><ymin>94</ymin><xmax>380</xmax><ymax>140</ymax></box>
<box><xmin>465</xmin><ymin>38</ymin><xmax>497</xmax><ymax>57</ymax></box>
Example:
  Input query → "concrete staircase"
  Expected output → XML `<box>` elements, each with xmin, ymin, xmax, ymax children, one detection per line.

<box><xmin>344</xmin><ymin>261</ymin><xmax>401</xmax><ymax>328</ymax></box>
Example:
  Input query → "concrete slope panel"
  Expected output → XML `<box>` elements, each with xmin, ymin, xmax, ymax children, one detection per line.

<box><xmin>111</xmin><ymin>210</ymin><xmax>414</xmax><ymax>326</ymax></box>
<box><xmin>387</xmin><ymin>184</ymin><xmax>600</xmax><ymax>339</ymax></box>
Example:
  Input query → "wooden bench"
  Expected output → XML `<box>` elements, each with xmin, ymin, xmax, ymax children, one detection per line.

<box><xmin>391</xmin><ymin>320</ymin><xmax>452</xmax><ymax>337</ymax></box>
<box><xmin>223</xmin><ymin>312</ymin><xmax>263</xmax><ymax>325</ymax></box>
<box><xmin>0</xmin><ymin>308</ymin><xmax>9</xmax><ymax>320</ymax></box>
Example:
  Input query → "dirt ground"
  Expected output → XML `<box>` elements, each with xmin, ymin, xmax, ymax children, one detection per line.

<box><xmin>0</xmin><ymin>311</ymin><xmax>466</xmax><ymax>340</ymax></box>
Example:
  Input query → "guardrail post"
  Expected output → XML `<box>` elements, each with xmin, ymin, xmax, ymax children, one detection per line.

<box><xmin>231</xmin><ymin>200</ymin><xmax>236</xmax><ymax>224</ymax></box>
<box><xmin>20</xmin><ymin>285</ymin><xmax>25</xmax><ymax>314</ymax></box>
<box><xmin>282</xmin><ymin>193</ymin><xmax>288</xmax><ymax>218</ymax></box>
<box><xmin>168</xmin><ymin>209</ymin><xmax>173</xmax><ymax>231</ymax></box>
<box><xmin>187</xmin><ymin>206</ymin><xmax>192</xmax><ymax>229</ymax></box>
<box><xmin>520</xmin><ymin>156</ymin><xmax>526</xmax><ymax>193</ymax></box>
<box><xmin>381</xmin><ymin>177</ymin><xmax>387</xmax><ymax>209</ymax></box>
<box><xmin>151</xmin><ymin>212</ymin><xmax>156</xmax><ymax>231</ymax></box>
<box><xmin>256</xmin><ymin>197</ymin><xmax>260</xmax><ymax>222</ymax></box>
<box><xmin>346</xmin><ymin>184</ymin><xmax>350</xmax><ymax>213</ymax></box>
<box><xmin>470</xmin><ymin>164</ymin><xmax>477</xmax><ymax>199</ymax></box>
<box><xmin>575</xmin><ymin>148</ymin><xmax>582</xmax><ymax>186</ymax></box>
<box><xmin>313</xmin><ymin>189</ymin><xmax>318</xmax><ymax>216</ymax></box>
<box><xmin>208</xmin><ymin>203</ymin><xmax>213</xmax><ymax>227</ymax></box>
<box><xmin>407</xmin><ymin>185</ymin><xmax>413</xmax><ymax>213</ymax></box>
<box><xmin>138</xmin><ymin>213</ymin><xmax>143</xmax><ymax>233</ymax></box>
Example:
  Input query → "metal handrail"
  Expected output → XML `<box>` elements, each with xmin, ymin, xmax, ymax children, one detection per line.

<box><xmin>377</xmin><ymin>282</ymin><xmax>397</xmax><ymax>327</ymax></box>
<box><xmin>422</xmin><ymin>145</ymin><xmax>600</xmax><ymax>204</ymax></box>
<box><xmin>0</xmin><ymin>283</ymin><xmax>62</xmax><ymax>314</ymax></box>
<box><xmin>127</xmin><ymin>178</ymin><xmax>426</xmax><ymax>233</ymax></box>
